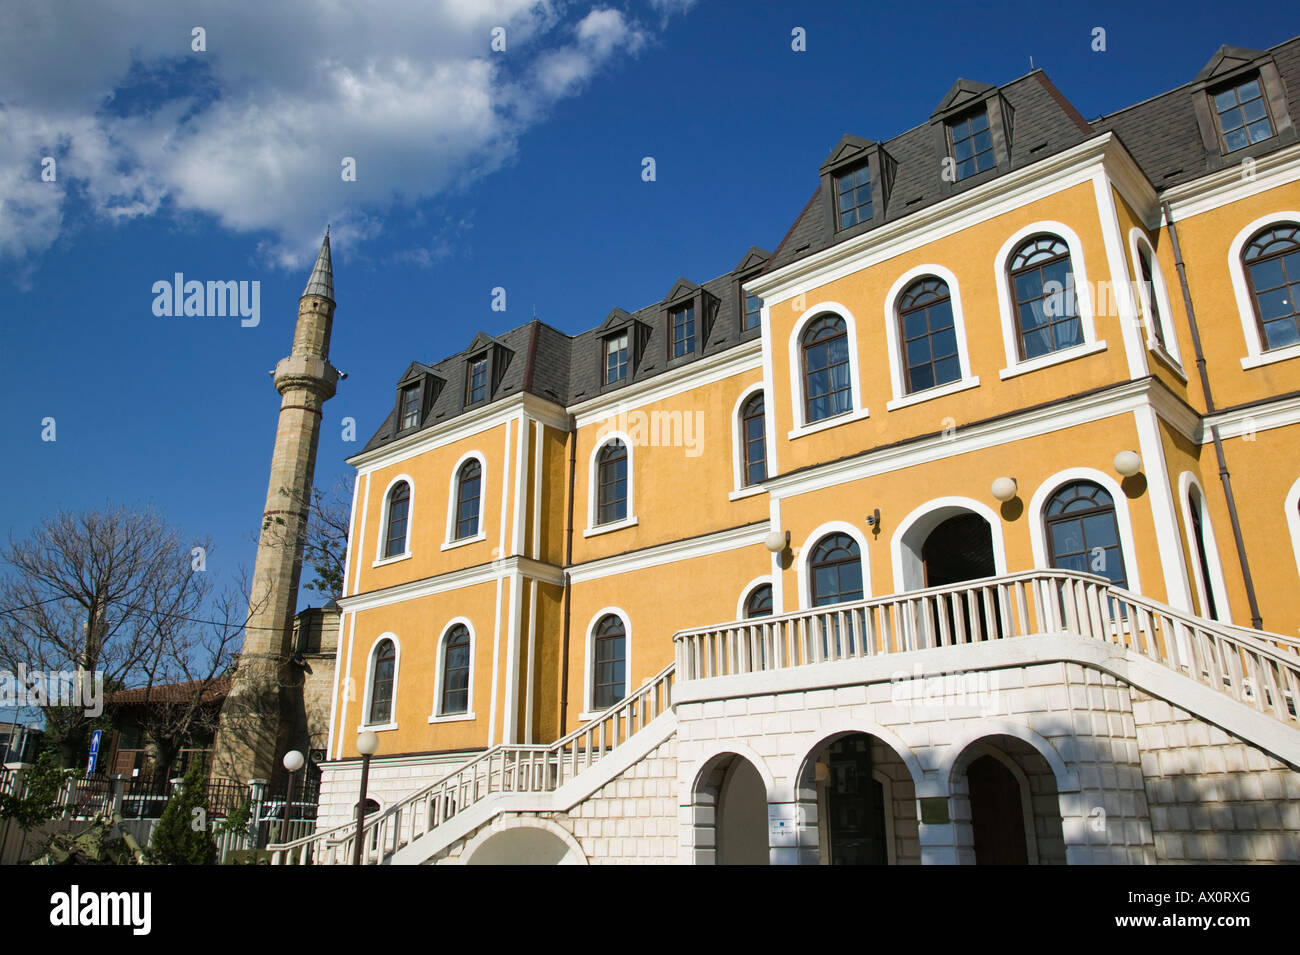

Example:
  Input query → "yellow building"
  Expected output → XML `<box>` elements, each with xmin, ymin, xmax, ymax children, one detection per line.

<box><xmin>291</xmin><ymin>39</ymin><xmax>1300</xmax><ymax>865</ymax></box>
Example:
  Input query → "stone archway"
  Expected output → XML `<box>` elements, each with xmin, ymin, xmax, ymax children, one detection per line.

<box><xmin>690</xmin><ymin>752</ymin><xmax>770</xmax><ymax>865</ymax></box>
<box><xmin>461</xmin><ymin>819</ymin><xmax>587</xmax><ymax>865</ymax></box>
<box><xmin>949</xmin><ymin>735</ymin><xmax>1068</xmax><ymax>865</ymax></box>
<box><xmin>795</xmin><ymin>731</ymin><xmax>920</xmax><ymax>865</ymax></box>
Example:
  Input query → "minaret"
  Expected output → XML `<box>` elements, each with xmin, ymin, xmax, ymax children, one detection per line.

<box><xmin>214</xmin><ymin>232</ymin><xmax>340</xmax><ymax>786</ymax></box>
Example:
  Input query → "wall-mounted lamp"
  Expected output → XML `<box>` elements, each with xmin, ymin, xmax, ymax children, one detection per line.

<box><xmin>865</xmin><ymin>508</ymin><xmax>881</xmax><ymax>528</ymax></box>
<box><xmin>764</xmin><ymin>528</ymin><xmax>790</xmax><ymax>553</ymax></box>
<box><xmin>991</xmin><ymin>477</ymin><xmax>1018</xmax><ymax>502</ymax></box>
<box><xmin>814</xmin><ymin>761</ymin><xmax>831</xmax><ymax>784</ymax></box>
<box><xmin>1113</xmin><ymin>450</ymin><xmax>1142</xmax><ymax>477</ymax></box>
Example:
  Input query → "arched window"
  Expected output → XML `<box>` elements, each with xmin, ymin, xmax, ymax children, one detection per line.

<box><xmin>744</xmin><ymin>583</ymin><xmax>773</xmax><ymax>618</ymax></box>
<box><xmin>440</xmin><ymin>624</ymin><xmax>471</xmax><ymax>715</ymax></box>
<box><xmin>1008</xmin><ymin>235</ymin><xmax>1083</xmax><ymax>360</ymax></box>
<box><xmin>1186</xmin><ymin>485</ymin><xmax>1220</xmax><ymax>621</ymax></box>
<box><xmin>741</xmin><ymin>392</ymin><xmax>767</xmax><ymax>486</ymax></box>
<box><xmin>809</xmin><ymin>533</ymin><xmax>864</xmax><ymax>606</ymax></box>
<box><xmin>453</xmin><ymin>460</ymin><xmax>482</xmax><ymax>540</ymax></box>
<box><xmin>1242</xmin><ymin>224</ymin><xmax>1300</xmax><ymax>351</ymax></box>
<box><xmin>801</xmin><ymin>315</ymin><xmax>852</xmax><ymax>423</ymax></box>
<box><xmin>383</xmin><ymin>482</ymin><xmax>410</xmax><ymax>558</ymax></box>
<box><xmin>596</xmin><ymin>440</ymin><xmax>628</xmax><ymax>525</ymax></box>
<box><xmin>1043</xmin><ymin>481</ymin><xmax>1128</xmax><ymax>589</ymax></box>
<box><xmin>592</xmin><ymin>614</ymin><xmax>626</xmax><ymax>709</ymax></box>
<box><xmin>898</xmin><ymin>276</ymin><xmax>960</xmax><ymax>393</ymax></box>
<box><xmin>368</xmin><ymin>638</ymin><xmax>396</xmax><ymax>725</ymax></box>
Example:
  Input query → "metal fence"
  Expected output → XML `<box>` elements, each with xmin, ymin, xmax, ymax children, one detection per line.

<box><xmin>0</xmin><ymin>764</ymin><xmax>322</xmax><ymax>861</ymax></box>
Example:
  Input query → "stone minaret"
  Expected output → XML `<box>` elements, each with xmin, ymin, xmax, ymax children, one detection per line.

<box><xmin>214</xmin><ymin>232</ymin><xmax>340</xmax><ymax>786</ymax></box>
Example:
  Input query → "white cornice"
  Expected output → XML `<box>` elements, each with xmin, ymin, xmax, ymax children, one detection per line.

<box><xmin>571</xmin><ymin>339</ymin><xmax>763</xmax><ymax>427</ymax></box>
<box><xmin>1203</xmin><ymin>393</ymin><xmax>1300</xmax><ymax>441</ymax></box>
<box><xmin>338</xmin><ymin>555</ymin><xmax>563</xmax><ymax>614</ymax></box>
<box><xmin>347</xmin><ymin>392</ymin><xmax>569</xmax><ymax>474</ymax></box>
<box><xmin>1161</xmin><ymin>143</ymin><xmax>1300</xmax><ymax>222</ymax></box>
<box><xmin>764</xmin><ymin>378</ymin><xmax>1197</xmax><ymax>501</ymax></box>
<box><xmin>746</xmin><ymin>134</ymin><xmax>1121</xmax><ymax>304</ymax></box>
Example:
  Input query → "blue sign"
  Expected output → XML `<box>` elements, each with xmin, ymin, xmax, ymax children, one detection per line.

<box><xmin>87</xmin><ymin>729</ymin><xmax>102</xmax><ymax>774</ymax></box>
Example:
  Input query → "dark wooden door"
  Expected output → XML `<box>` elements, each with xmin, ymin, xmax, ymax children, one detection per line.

<box><xmin>968</xmin><ymin>754</ymin><xmax>1028</xmax><ymax>864</ymax></box>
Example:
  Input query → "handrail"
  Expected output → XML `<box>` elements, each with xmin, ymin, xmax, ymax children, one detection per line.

<box><xmin>268</xmin><ymin>662</ymin><xmax>676</xmax><ymax>864</ymax></box>
<box><xmin>672</xmin><ymin>569</ymin><xmax>1299</xmax><ymax>728</ymax></box>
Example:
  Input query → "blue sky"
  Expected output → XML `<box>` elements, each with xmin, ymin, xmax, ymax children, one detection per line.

<box><xmin>0</xmin><ymin>0</ymin><xmax>1296</xmax><ymax>644</ymax></box>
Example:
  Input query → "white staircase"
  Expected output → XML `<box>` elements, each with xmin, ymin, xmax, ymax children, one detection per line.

<box><xmin>269</xmin><ymin>663</ymin><xmax>674</xmax><ymax>865</ymax></box>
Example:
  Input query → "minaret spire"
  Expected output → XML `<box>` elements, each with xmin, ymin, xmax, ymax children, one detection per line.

<box><xmin>214</xmin><ymin>226</ymin><xmax>341</xmax><ymax>787</ymax></box>
<box><xmin>302</xmin><ymin>230</ymin><xmax>334</xmax><ymax>302</ymax></box>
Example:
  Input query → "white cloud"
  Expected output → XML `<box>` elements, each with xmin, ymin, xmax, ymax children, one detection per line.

<box><xmin>0</xmin><ymin>1</ymin><xmax>676</xmax><ymax>272</ymax></box>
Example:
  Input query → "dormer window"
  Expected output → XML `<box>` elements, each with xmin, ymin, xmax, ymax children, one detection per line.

<box><xmin>467</xmin><ymin>355</ymin><xmax>488</xmax><ymax>405</ymax></box>
<box><xmin>604</xmin><ymin>331</ymin><xmax>629</xmax><ymax>385</ymax></box>
<box><xmin>947</xmin><ymin>107</ymin><xmax>995</xmax><ymax>180</ymax></box>
<box><xmin>743</xmin><ymin>292</ymin><xmax>762</xmax><ymax>331</ymax></box>
<box><xmin>399</xmin><ymin>384</ymin><xmax>421</xmax><ymax>431</ymax></box>
<box><xmin>1211</xmin><ymin>76</ymin><xmax>1273</xmax><ymax>152</ymax></box>
<box><xmin>834</xmin><ymin>163</ymin><xmax>873</xmax><ymax>229</ymax></box>
<box><xmin>671</xmin><ymin>303</ymin><xmax>696</xmax><ymax>358</ymax></box>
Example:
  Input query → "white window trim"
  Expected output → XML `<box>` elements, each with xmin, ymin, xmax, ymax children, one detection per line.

<box><xmin>888</xmin><ymin>496</ymin><xmax>1008</xmax><ymax>593</ymax></box>
<box><xmin>443</xmin><ymin>450</ymin><xmax>488</xmax><ymax>549</ymax></box>
<box><xmin>429</xmin><ymin>617</ymin><xmax>476</xmax><ymax>722</ymax></box>
<box><xmin>373</xmin><ymin>474</ymin><xmax>414</xmax><ymax>566</ymax></box>
<box><xmin>1227</xmin><ymin>211</ymin><xmax>1300</xmax><ymax>369</ymax></box>
<box><xmin>580</xmin><ymin>607</ymin><xmax>632</xmax><ymax>721</ymax></box>
<box><xmin>603</xmin><ymin>330</ymin><xmax>630</xmax><ymax>387</ymax></box>
<box><xmin>737</xmin><ymin>576</ymin><xmax>774</xmax><ymax>620</ymax></box>
<box><xmin>730</xmin><ymin>383</ymin><xmax>767</xmax><ymax>495</ymax></box>
<box><xmin>1285</xmin><ymin>476</ymin><xmax>1300</xmax><ymax>586</ymax></box>
<box><xmin>1127</xmin><ymin>228</ymin><xmax>1185</xmax><ymax>377</ymax></box>
<box><xmin>795</xmin><ymin>520</ymin><xmax>872</xmax><ymax>611</ymax></box>
<box><xmin>1177</xmin><ymin>472</ymin><xmax>1232</xmax><ymax>624</ymax></box>
<box><xmin>786</xmin><ymin>301</ymin><xmax>868</xmax><ymax>439</ymax></box>
<box><xmin>585</xmin><ymin>431</ymin><xmax>636</xmax><ymax>535</ymax></box>
<box><xmin>994</xmin><ymin>220</ymin><xmax>1105</xmax><ymax>379</ymax></box>
<box><xmin>882</xmin><ymin>264</ymin><xmax>980</xmax><ymax>410</ymax></box>
<box><xmin>359</xmin><ymin>632</ymin><xmax>401</xmax><ymax>732</ymax></box>
<box><xmin>1027</xmin><ymin>468</ymin><xmax>1141</xmax><ymax>595</ymax></box>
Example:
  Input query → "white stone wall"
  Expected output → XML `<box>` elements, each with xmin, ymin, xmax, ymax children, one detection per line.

<box><xmin>675</xmin><ymin>660</ymin><xmax>1159</xmax><ymax>864</ymax></box>
<box><xmin>429</xmin><ymin>737</ymin><xmax>678</xmax><ymax>864</ymax></box>
<box><xmin>1132</xmin><ymin>691</ymin><xmax>1300</xmax><ymax>863</ymax></box>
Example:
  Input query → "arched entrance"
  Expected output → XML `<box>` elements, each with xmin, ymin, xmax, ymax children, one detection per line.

<box><xmin>922</xmin><ymin>513</ymin><xmax>996</xmax><ymax>586</ymax></box>
<box><xmin>950</xmin><ymin>735</ymin><xmax>1067</xmax><ymax>865</ymax></box>
<box><xmin>796</xmin><ymin>732</ymin><xmax>919</xmax><ymax>865</ymax></box>
<box><xmin>463</xmin><ymin>821</ymin><xmax>587</xmax><ymax>865</ymax></box>
<box><xmin>690</xmin><ymin>752</ymin><xmax>770</xmax><ymax>865</ymax></box>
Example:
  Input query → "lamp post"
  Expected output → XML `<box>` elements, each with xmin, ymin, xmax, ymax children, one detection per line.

<box><xmin>279</xmin><ymin>749</ymin><xmax>304</xmax><ymax>846</ymax></box>
<box><xmin>352</xmin><ymin>731</ymin><xmax>379</xmax><ymax>866</ymax></box>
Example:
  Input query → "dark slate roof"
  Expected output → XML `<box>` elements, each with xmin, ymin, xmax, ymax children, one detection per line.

<box><xmin>766</xmin><ymin>71</ymin><xmax>1095</xmax><ymax>273</ymax></box>
<box><xmin>359</xmin><ymin>34</ymin><xmax>1300</xmax><ymax>455</ymax></box>
<box><xmin>1092</xmin><ymin>37</ymin><xmax>1300</xmax><ymax>190</ymax></box>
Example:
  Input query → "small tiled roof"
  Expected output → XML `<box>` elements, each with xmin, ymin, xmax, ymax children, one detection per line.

<box><xmin>360</xmin><ymin>34</ymin><xmax>1300</xmax><ymax>454</ymax></box>
<box><xmin>108</xmin><ymin>675</ymin><xmax>231</xmax><ymax>706</ymax></box>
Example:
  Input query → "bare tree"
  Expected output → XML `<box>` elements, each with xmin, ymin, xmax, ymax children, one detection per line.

<box><xmin>0</xmin><ymin>506</ymin><xmax>237</xmax><ymax>768</ymax></box>
<box><xmin>301</xmin><ymin>477</ymin><xmax>352</xmax><ymax>600</ymax></box>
